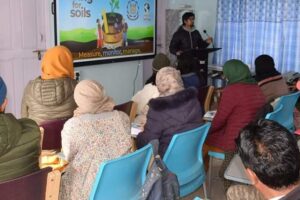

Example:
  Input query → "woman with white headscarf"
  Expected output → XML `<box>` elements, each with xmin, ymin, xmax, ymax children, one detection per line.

<box><xmin>59</xmin><ymin>80</ymin><xmax>132</xmax><ymax>200</ymax></box>
<box><xmin>136</xmin><ymin>67</ymin><xmax>203</xmax><ymax>157</ymax></box>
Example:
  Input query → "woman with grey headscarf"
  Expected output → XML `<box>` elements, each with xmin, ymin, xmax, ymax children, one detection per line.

<box><xmin>136</xmin><ymin>67</ymin><xmax>203</xmax><ymax>157</ymax></box>
<box><xmin>59</xmin><ymin>80</ymin><xmax>132</xmax><ymax>200</ymax></box>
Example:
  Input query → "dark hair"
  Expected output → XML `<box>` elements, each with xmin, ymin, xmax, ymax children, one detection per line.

<box><xmin>182</xmin><ymin>12</ymin><xmax>195</xmax><ymax>25</ymax></box>
<box><xmin>254</xmin><ymin>54</ymin><xmax>280</xmax><ymax>82</ymax></box>
<box><xmin>236</xmin><ymin>119</ymin><xmax>300</xmax><ymax>189</ymax></box>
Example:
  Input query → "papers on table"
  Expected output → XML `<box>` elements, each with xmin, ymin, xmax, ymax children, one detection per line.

<box><xmin>203</xmin><ymin>110</ymin><xmax>217</xmax><ymax>121</ymax></box>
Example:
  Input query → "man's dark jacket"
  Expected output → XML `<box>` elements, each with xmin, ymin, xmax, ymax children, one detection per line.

<box><xmin>169</xmin><ymin>26</ymin><xmax>209</xmax><ymax>55</ymax></box>
<box><xmin>136</xmin><ymin>87</ymin><xmax>203</xmax><ymax>157</ymax></box>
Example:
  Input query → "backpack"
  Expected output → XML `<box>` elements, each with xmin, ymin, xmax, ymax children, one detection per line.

<box><xmin>139</xmin><ymin>140</ymin><xmax>180</xmax><ymax>200</ymax></box>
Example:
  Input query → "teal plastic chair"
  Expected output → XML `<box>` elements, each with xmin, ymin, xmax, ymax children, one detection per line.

<box><xmin>193</xmin><ymin>197</ymin><xmax>203</xmax><ymax>200</ymax></box>
<box><xmin>89</xmin><ymin>144</ymin><xmax>153</xmax><ymax>200</ymax></box>
<box><xmin>163</xmin><ymin>123</ymin><xmax>211</xmax><ymax>197</ymax></box>
<box><xmin>265</xmin><ymin>104</ymin><xmax>290</xmax><ymax>131</ymax></box>
<box><xmin>272</xmin><ymin>91</ymin><xmax>300</xmax><ymax>132</ymax></box>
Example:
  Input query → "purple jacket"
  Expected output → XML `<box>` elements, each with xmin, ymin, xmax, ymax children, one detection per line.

<box><xmin>137</xmin><ymin>87</ymin><xmax>203</xmax><ymax>157</ymax></box>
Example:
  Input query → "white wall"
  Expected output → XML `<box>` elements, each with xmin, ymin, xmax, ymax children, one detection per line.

<box><xmin>195</xmin><ymin>0</ymin><xmax>218</xmax><ymax>64</ymax></box>
<box><xmin>45</xmin><ymin>0</ymin><xmax>144</xmax><ymax>104</ymax></box>
<box><xmin>195</xmin><ymin>0</ymin><xmax>218</xmax><ymax>41</ymax></box>
<box><xmin>74</xmin><ymin>62</ymin><xmax>143</xmax><ymax>104</ymax></box>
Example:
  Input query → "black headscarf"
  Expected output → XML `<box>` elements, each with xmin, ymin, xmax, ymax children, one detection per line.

<box><xmin>255</xmin><ymin>55</ymin><xmax>280</xmax><ymax>82</ymax></box>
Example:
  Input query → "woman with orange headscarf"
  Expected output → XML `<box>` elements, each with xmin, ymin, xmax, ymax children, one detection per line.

<box><xmin>21</xmin><ymin>46</ymin><xmax>77</xmax><ymax>124</ymax></box>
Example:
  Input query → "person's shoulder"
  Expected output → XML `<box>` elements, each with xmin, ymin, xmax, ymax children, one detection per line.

<box><xmin>139</xmin><ymin>84</ymin><xmax>159</xmax><ymax>96</ymax></box>
<box><xmin>192</xmin><ymin>28</ymin><xmax>201</xmax><ymax>34</ymax></box>
<box><xmin>174</xmin><ymin>26</ymin><xmax>185</xmax><ymax>34</ymax></box>
<box><xmin>115</xmin><ymin>110</ymin><xmax>130</xmax><ymax>124</ymax></box>
<box><xmin>149</xmin><ymin>87</ymin><xmax>197</xmax><ymax>111</ymax></box>
<box><xmin>25</xmin><ymin>77</ymin><xmax>41</xmax><ymax>90</ymax></box>
<box><xmin>222</xmin><ymin>84</ymin><xmax>243</xmax><ymax>94</ymax></box>
<box><xmin>18</xmin><ymin>117</ymin><xmax>40</xmax><ymax>137</ymax></box>
<box><xmin>19</xmin><ymin>117</ymin><xmax>38</xmax><ymax>126</ymax></box>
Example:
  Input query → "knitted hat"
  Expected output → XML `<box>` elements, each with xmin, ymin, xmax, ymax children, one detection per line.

<box><xmin>255</xmin><ymin>54</ymin><xmax>280</xmax><ymax>82</ymax></box>
<box><xmin>152</xmin><ymin>53</ymin><xmax>171</xmax><ymax>72</ymax></box>
<box><xmin>0</xmin><ymin>77</ymin><xmax>7</xmax><ymax>105</ymax></box>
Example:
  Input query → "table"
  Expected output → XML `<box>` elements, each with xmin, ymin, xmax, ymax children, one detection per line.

<box><xmin>224</xmin><ymin>154</ymin><xmax>252</xmax><ymax>185</ymax></box>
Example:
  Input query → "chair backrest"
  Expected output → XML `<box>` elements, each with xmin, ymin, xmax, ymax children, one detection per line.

<box><xmin>198</xmin><ymin>86</ymin><xmax>215</xmax><ymax>113</ymax></box>
<box><xmin>265</xmin><ymin>104</ymin><xmax>286</xmax><ymax>127</ymax></box>
<box><xmin>204</xmin><ymin>86</ymin><xmax>215</xmax><ymax>113</ymax></box>
<box><xmin>197</xmin><ymin>86</ymin><xmax>209</xmax><ymax>110</ymax></box>
<box><xmin>163</xmin><ymin>123</ymin><xmax>211</xmax><ymax>196</ymax></box>
<box><xmin>272</xmin><ymin>91</ymin><xmax>300</xmax><ymax>131</ymax></box>
<box><xmin>89</xmin><ymin>144</ymin><xmax>153</xmax><ymax>200</ymax></box>
<box><xmin>39</xmin><ymin>118</ymin><xmax>69</xmax><ymax>150</ymax></box>
<box><xmin>114</xmin><ymin>101</ymin><xmax>138</xmax><ymax>122</ymax></box>
<box><xmin>0</xmin><ymin>167</ymin><xmax>52</xmax><ymax>200</ymax></box>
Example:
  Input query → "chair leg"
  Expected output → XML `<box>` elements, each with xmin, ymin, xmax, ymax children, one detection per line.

<box><xmin>203</xmin><ymin>182</ymin><xmax>208</xmax><ymax>200</ymax></box>
<box><xmin>207</xmin><ymin>156</ymin><xmax>213</xmax><ymax>198</ymax></box>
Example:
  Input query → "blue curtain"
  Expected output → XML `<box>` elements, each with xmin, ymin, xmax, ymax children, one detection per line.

<box><xmin>213</xmin><ymin>0</ymin><xmax>300</xmax><ymax>73</ymax></box>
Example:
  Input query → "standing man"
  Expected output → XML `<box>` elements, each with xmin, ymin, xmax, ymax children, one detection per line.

<box><xmin>169</xmin><ymin>12</ymin><xmax>212</xmax><ymax>86</ymax></box>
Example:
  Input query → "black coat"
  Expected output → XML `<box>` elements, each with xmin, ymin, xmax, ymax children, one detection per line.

<box><xmin>169</xmin><ymin>26</ymin><xmax>209</xmax><ymax>56</ymax></box>
<box><xmin>136</xmin><ymin>87</ymin><xmax>203</xmax><ymax>157</ymax></box>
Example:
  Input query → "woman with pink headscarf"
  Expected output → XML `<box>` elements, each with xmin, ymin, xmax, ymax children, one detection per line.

<box><xmin>59</xmin><ymin>80</ymin><xmax>132</xmax><ymax>200</ymax></box>
<box><xmin>136</xmin><ymin>67</ymin><xmax>203</xmax><ymax>157</ymax></box>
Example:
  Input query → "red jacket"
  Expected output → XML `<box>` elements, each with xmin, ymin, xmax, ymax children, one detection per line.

<box><xmin>206</xmin><ymin>83</ymin><xmax>266</xmax><ymax>151</ymax></box>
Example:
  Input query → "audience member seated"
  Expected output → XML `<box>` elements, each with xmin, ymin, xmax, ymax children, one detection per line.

<box><xmin>177</xmin><ymin>55</ymin><xmax>204</xmax><ymax>88</ymax></box>
<box><xmin>59</xmin><ymin>80</ymin><xmax>132</xmax><ymax>200</ymax></box>
<box><xmin>0</xmin><ymin>77</ymin><xmax>41</xmax><ymax>182</ymax></box>
<box><xmin>21</xmin><ymin>46</ymin><xmax>77</xmax><ymax>124</ymax></box>
<box><xmin>227</xmin><ymin>119</ymin><xmax>300</xmax><ymax>200</ymax></box>
<box><xmin>132</xmin><ymin>53</ymin><xmax>170</xmax><ymax>126</ymax></box>
<box><xmin>255</xmin><ymin>54</ymin><xmax>289</xmax><ymax>103</ymax></box>
<box><xmin>204</xmin><ymin>59</ymin><xmax>266</xmax><ymax>188</ymax></box>
<box><xmin>136</xmin><ymin>67</ymin><xmax>203</xmax><ymax>157</ymax></box>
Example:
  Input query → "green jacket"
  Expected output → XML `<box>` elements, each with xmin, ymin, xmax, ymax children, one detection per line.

<box><xmin>0</xmin><ymin>113</ymin><xmax>41</xmax><ymax>182</ymax></box>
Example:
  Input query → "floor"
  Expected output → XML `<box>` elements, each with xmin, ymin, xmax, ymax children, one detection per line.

<box><xmin>181</xmin><ymin>158</ymin><xmax>226</xmax><ymax>200</ymax></box>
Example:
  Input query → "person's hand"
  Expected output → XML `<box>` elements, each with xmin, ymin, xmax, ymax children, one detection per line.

<box><xmin>205</xmin><ymin>37</ymin><xmax>213</xmax><ymax>44</ymax></box>
<box><xmin>176</xmin><ymin>51</ymin><xmax>183</xmax><ymax>56</ymax></box>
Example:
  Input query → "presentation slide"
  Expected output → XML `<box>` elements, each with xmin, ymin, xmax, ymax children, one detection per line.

<box><xmin>55</xmin><ymin>0</ymin><xmax>156</xmax><ymax>65</ymax></box>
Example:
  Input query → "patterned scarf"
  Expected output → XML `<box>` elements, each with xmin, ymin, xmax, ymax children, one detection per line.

<box><xmin>155</xmin><ymin>67</ymin><xmax>184</xmax><ymax>97</ymax></box>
